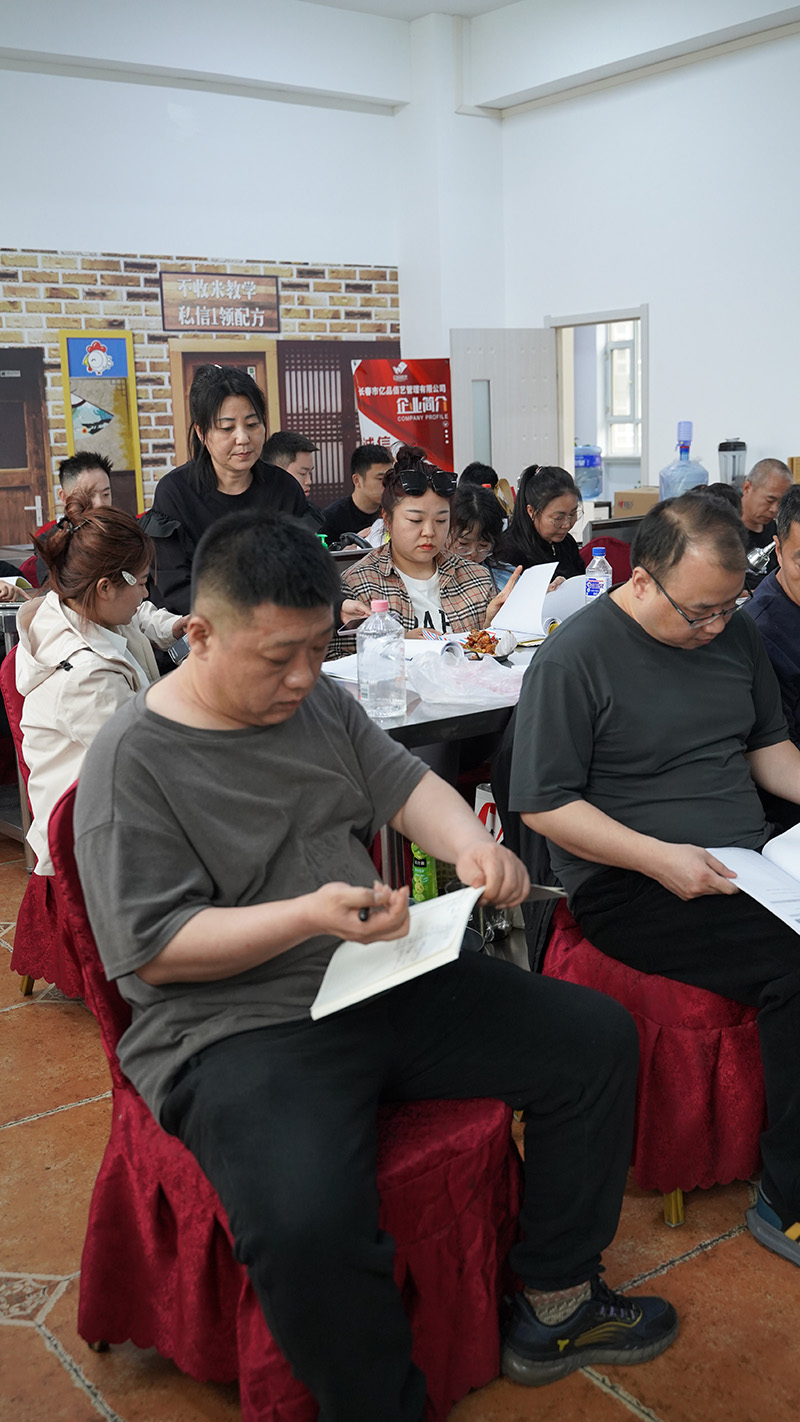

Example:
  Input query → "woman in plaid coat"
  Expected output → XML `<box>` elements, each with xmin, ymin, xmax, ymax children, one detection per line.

<box><xmin>337</xmin><ymin>448</ymin><xmax>519</xmax><ymax>651</ymax></box>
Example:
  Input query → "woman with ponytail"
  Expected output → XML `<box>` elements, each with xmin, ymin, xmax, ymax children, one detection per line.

<box><xmin>498</xmin><ymin>465</ymin><xmax>585</xmax><ymax>582</ymax></box>
<box><xmin>16</xmin><ymin>490</ymin><xmax>187</xmax><ymax>874</ymax></box>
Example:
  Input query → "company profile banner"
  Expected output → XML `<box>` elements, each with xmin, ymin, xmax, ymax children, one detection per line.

<box><xmin>352</xmin><ymin>358</ymin><xmax>453</xmax><ymax>471</ymax></box>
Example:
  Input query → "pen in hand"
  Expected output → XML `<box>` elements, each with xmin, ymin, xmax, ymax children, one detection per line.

<box><xmin>358</xmin><ymin>906</ymin><xmax>370</xmax><ymax>922</ymax></box>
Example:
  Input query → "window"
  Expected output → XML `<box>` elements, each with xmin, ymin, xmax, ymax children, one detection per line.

<box><xmin>600</xmin><ymin>320</ymin><xmax>641</xmax><ymax>457</ymax></box>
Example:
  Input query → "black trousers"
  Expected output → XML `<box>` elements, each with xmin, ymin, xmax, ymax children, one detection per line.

<box><xmin>572</xmin><ymin>868</ymin><xmax>800</xmax><ymax>1224</ymax></box>
<box><xmin>161</xmin><ymin>951</ymin><xmax>638</xmax><ymax>1422</ymax></box>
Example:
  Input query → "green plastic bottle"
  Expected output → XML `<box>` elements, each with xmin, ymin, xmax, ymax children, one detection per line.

<box><xmin>411</xmin><ymin>843</ymin><xmax>438</xmax><ymax>902</ymax></box>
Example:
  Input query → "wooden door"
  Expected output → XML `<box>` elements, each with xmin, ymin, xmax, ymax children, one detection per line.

<box><xmin>278</xmin><ymin>340</ymin><xmax>400</xmax><ymax>506</ymax></box>
<box><xmin>0</xmin><ymin>349</ymin><xmax>52</xmax><ymax>544</ymax></box>
<box><xmin>181</xmin><ymin>350</ymin><xmax>268</xmax><ymax>443</ymax></box>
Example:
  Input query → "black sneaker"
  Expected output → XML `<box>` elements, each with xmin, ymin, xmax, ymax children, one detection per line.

<box><xmin>746</xmin><ymin>1185</ymin><xmax>800</xmax><ymax>1266</ymax></box>
<box><xmin>501</xmin><ymin>1277</ymin><xmax>678</xmax><ymax>1387</ymax></box>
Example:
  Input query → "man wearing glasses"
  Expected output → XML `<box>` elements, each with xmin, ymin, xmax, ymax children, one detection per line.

<box><xmin>510</xmin><ymin>492</ymin><xmax>800</xmax><ymax>1266</ymax></box>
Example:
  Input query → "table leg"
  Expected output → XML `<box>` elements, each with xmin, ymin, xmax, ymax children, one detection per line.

<box><xmin>379</xmin><ymin>825</ymin><xmax>407</xmax><ymax>891</ymax></box>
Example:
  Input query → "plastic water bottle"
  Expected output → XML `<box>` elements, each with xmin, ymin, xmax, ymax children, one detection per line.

<box><xmin>584</xmin><ymin>547</ymin><xmax>612</xmax><ymax>604</ymax></box>
<box><xmin>356</xmin><ymin>599</ymin><xmax>406</xmax><ymax>720</ymax></box>
<box><xmin>659</xmin><ymin>421</ymin><xmax>708</xmax><ymax>499</ymax></box>
<box><xmin>574</xmin><ymin>444</ymin><xmax>604</xmax><ymax>499</ymax></box>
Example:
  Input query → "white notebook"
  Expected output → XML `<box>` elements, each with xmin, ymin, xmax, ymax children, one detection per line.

<box><xmin>708</xmin><ymin>822</ymin><xmax>800</xmax><ymax>934</ymax></box>
<box><xmin>310</xmin><ymin>885</ymin><xmax>484</xmax><ymax>1020</ymax></box>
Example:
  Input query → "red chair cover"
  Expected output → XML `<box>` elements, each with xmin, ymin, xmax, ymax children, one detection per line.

<box><xmin>18</xmin><ymin>554</ymin><xmax>40</xmax><ymax>588</ymax></box>
<box><xmin>0</xmin><ymin>647</ymin><xmax>82</xmax><ymax>997</ymax></box>
<box><xmin>543</xmin><ymin>901</ymin><xmax>765</xmax><ymax>1193</ymax></box>
<box><xmin>580</xmin><ymin>535</ymin><xmax>632</xmax><ymax>583</ymax></box>
<box><xmin>48</xmin><ymin>787</ymin><xmax>522</xmax><ymax>1421</ymax></box>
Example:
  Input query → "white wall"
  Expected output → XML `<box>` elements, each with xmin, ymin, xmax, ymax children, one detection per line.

<box><xmin>3</xmin><ymin>0</ymin><xmax>410</xmax><ymax>106</ymax></box>
<box><xmin>394</xmin><ymin>15</ymin><xmax>505</xmax><ymax>357</ymax></box>
<box><xmin>466</xmin><ymin>0</ymin><xmax>800</xmax><ymax>107</ymax></box>
<box><xmin>502</xmin><ymin>32</ymin><xmax>800</xmax><ymax>474</ymax></box>
<box><xmin>0</xmin><ymin>69</ymin><xmax>397</xmax><ymax>265</ymax></box>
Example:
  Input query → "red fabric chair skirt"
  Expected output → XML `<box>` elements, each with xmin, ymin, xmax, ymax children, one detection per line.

<box><xmin>9</xmin><ymin>870</ymin><xmax>83</xmax><ymax>1000</ymax></box>
<box><xmin>78</xmin><ymin>1090</ymin><xmax>521</xmax><ymax>1422</ymax></box>
<box><xmin>543</xmin><ymin>901</ymin><xmax>765</xmax><ymax>1194</ymax></box>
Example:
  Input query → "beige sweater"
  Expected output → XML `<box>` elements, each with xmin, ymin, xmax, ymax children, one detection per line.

<box><xmin>16</xmin><ymin>593</ymin><xmax>176</xmax><ymax>874</ymax></box>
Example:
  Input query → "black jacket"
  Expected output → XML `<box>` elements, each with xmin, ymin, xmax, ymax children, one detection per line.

<box><xmin>145</xmin><ymin>458</ymin><xmax>307</xmax><ymax>615</ymax></box>
<box><xmin>498</xmin><ymin>526</ymin><xmax>585</xmax><ymax>582</ymax></box>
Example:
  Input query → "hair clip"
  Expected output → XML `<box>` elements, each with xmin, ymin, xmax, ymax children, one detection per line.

<box><xmin>121</xmin><ymin>570</ymin><xmax>137</xmax><ymax>586</ymax></box>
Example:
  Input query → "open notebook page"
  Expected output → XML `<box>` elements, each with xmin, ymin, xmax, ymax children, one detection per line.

<box><xmin>707</xmin><ymin>846</ymin><xmax>800</xmax><ymax>934</ymax></box>
<box><xmin>311</xmin><ymin>885</ymin><xmax>484</xmax><ymax>1019</ymax></box>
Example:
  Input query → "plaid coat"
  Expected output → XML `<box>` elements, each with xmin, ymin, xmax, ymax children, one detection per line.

<box><xmin>331</xmin><ymin>544</ymin><xmax>494</xmax><ymax>658</ymax></box>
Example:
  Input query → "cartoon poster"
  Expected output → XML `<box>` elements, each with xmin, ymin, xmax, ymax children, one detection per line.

<box><xmin>59</xmin><ymin>332</ymin><xmax>143</xmax><ymax>513</ymax></box>
<box><xmin>352</xmin><ymin>358</ymin><xmax>453</xmax><ymax>472</ymax></box>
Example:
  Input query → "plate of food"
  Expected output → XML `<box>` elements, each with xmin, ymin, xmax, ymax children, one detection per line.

<box><xmin>461</xmin><ymin>629</ymin><xmax>518</xmax><ymax>659</ymax></box>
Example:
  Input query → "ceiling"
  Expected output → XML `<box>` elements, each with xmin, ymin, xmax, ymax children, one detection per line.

<box><xmin>303</xmin><ymin>0</ymin><xmax>518</xmax><ymax>18</ymax></box>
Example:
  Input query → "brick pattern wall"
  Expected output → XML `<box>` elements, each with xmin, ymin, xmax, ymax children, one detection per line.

<box><xmin>0</xmin><ymin>249</ymin><xmax>400</xmax><ymax>508</ymax></box>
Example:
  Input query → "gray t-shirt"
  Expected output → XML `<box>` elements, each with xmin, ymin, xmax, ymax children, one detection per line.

<box><xmin>74</xmin><ymin>675</ymin><xmax>427</xmax><ymax>1119</ymax></box>
<box><xmin>509</xmin><ymin>594</ymin><xmax>787</xmax><ymax>899</ymax></box>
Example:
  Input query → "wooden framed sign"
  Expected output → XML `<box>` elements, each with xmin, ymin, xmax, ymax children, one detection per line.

<box><xmin>160</xmin><ymin>272</ymin><xmax>280</xmax><ymax>334</ymax></box>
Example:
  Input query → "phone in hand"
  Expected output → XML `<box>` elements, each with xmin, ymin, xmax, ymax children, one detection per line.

<box><xmin>337</xmin><ymin>616</ymin><xmax>369</xmax><ymax>635</ymax></box>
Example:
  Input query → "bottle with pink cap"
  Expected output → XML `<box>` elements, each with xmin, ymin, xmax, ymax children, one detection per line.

<box><xmin>356</xmin><ymin>598</ymin><xmax>407</xmax><ymax>720</ymax></box>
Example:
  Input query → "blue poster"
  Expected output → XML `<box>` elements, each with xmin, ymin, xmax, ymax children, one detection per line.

<box><xmin>66</xmin><ymin>336</ymin><xmax>129</xmax><ymax>378</ymax></box>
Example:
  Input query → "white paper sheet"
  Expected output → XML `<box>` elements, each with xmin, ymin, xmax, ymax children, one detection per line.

<box><xmin>541</xmin><ymin>576</ymin><xmax>588</xmax><ymax>627</ymax></box>
<box><xmin>707</xmin><ymin>846</ymin><xmax>800</xmax><ymax>934</ymax></box>
<box><xmin>489</xmin><ymin>563</ymin><xmax>559</xmax><ymax>635</ymax></box>
<box><xmin>762</xmin><ymin>821</ymin><xmax>800</xmax><ymax>879</ymax></box>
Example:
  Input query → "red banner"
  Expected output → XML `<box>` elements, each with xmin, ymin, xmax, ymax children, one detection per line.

<box><xmin>352</xmin><ymin>358</ymin><xmax>453</xmax><ymax>472</ymax></box>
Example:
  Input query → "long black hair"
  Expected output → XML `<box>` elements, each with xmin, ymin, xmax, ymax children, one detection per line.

<box><xmin>499</xmin><ymin>465</ymin><xmax>580</xmax><ymax>564</ymax></box>
<box><xmin>187</xmin><ymin>365</ymin><xmax>267</xmax><ymax>495</ymax></box>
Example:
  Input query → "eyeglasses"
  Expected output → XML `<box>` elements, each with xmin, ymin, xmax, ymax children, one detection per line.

<box><xmin>643</xmin><ymin>568</ymin><xmax>743</xmax><ymax>629</ymax></box>
<box><xmin>396</xmin><ymin>464</ymin><xmax>457</xmax><ymax>498</ymax></box>
<box><xmin>543</xmin><ymin>510</ymin><xmax>579</xmax><ymax>529</ymax></box>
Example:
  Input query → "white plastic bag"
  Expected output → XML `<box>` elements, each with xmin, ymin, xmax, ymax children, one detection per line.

<box><xmin>406</xmin><ymin>651</ymin><xmax>524</xmax><ymax>705</ymax></box>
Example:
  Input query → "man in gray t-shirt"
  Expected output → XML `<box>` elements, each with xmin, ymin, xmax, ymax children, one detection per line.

<box><xmin>511</xmin><ymin>493</ymin><xmax>800</xmax><ymax>1268</ymax></box>
<box><xmin>73</xmin><ymin>512</ymin><xmax>678</xmax><ymax>1416</ymax></box>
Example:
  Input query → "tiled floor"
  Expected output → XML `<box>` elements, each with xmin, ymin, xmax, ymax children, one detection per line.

<box><xmin>2</xmin><ymin>830</ymin><xmax>799</xmax><ymax>1421</ymax></box>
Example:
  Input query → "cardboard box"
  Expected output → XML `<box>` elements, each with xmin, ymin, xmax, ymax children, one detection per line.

<box><xmin>614</xmin><ymin>487</ymin><xmax>660</xmax><ymax>517</ymax></box>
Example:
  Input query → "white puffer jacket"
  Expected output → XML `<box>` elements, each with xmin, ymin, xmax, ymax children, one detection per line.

<box><xmin>15</xmin><ymin>593</ymin><xmax>177</xmax><ymax>874</ymax></box>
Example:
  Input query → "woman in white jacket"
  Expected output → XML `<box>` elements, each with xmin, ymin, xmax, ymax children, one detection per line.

<box><xmin>16</xmin><ymin>490</ymin><xmax>186</xmax><ymax>874</ymax></box>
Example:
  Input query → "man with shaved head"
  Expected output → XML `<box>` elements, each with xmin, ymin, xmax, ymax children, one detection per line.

<box><xmin>741</xmin><ymin>457</ymin><xmax>793</xmax><ymax>581</ymax></box>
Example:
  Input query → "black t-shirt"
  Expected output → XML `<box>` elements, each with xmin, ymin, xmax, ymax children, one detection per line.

<box><xmin>323</xmin><ymin>495</ymin><xmax>377</xmax><ymax>543</ymax></box>
<box><xmin>147</xmin><ymin>458</ymin><xmax>307</xmax><ymax>615</ymax></box>
<box><xmin>510</xmin><ymin>593</ymin><xmax>786</xmax><ymax>898</ymax></box>
<box><xmin>744</xmin><ymin>519</ymin><xmax>778</xmax><ymax>587</ymax></box>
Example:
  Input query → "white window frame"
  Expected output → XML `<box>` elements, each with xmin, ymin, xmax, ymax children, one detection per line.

<box><xmin>601</xmin><ymin>320</ymin><xmax>641</xmax><ymax>457</ymax></box>
<box><xmin>545</xmin><ymin>304</ymin><xmax>649</xmax><ymax>482</ymax></box>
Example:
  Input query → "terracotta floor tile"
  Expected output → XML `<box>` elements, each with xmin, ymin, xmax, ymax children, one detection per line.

<box><xmin>0</xmin><ymin>998</ymin><xmax>107</xmax><ymax>1127</ymax></box>
<box><xmin>0</xmin><ymin>834</ymin><xmax>25</xmax><ymax>864</ymax></box>
<box><xmin>599</xmin><ymin>1230</ymin><xmax>800</xmax><ymax>1420</ymax></box>
<box><xmin>603</xmin><ymin>1174</ymin><xmax>755</xmax><ymax>1288</ymax></box>
<box><xmin>44</xmin><ymin>1277</ymin><xmax>241</xmax><ymax>1422</ymax></box>
<box><xmin>0</xmin><ymin>1097</ymin><xmax>111</xmax><ymax>1274</ymax></box>
<box><xmin>0</xmin><ymin>955</ymin><xmax>39</xmax><ymax>1009</ymax></box>
<box><xmin>449</xmin><ymin>1370</ymin><xmax>637</xmax><ymax>1419</ymax></box>
<box><xmin>0</xmin><ymin>1320</ymin><xmax>101</xmax><ymax>1421</ymax></box>
<box><xmin>0</xmin><ymin>859</ymin><xmax>30</xmax><ymax>917</ymax></box>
